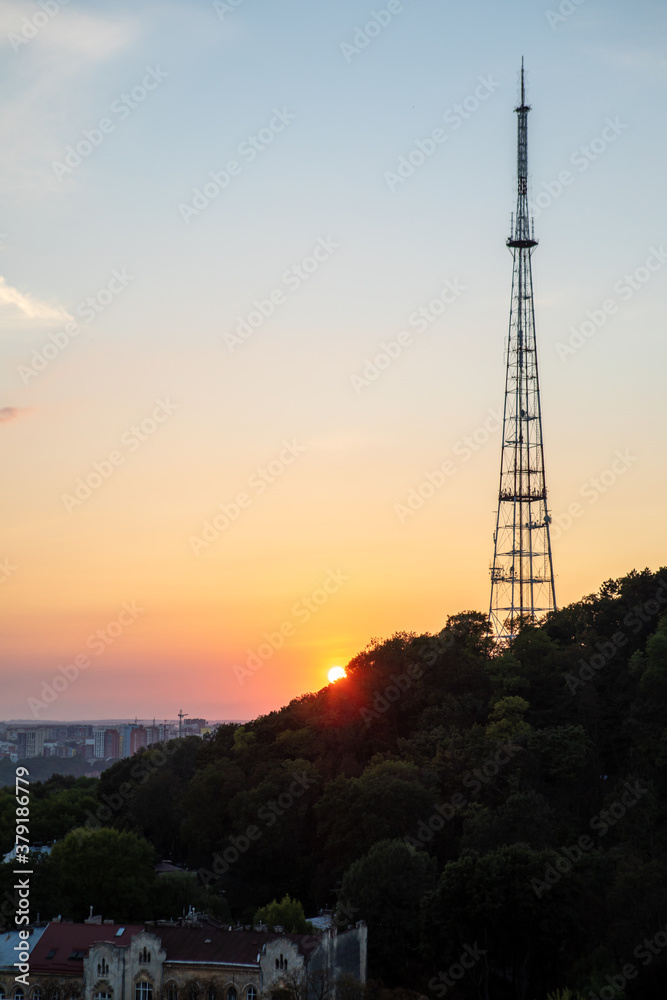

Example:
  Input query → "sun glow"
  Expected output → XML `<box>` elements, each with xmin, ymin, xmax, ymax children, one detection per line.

<box><xmin>328</xmin><ymin>666</ymin><xmax>346</xmax><ymax>683</ymax></box>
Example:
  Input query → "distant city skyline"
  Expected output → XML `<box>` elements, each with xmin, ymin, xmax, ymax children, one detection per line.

<box><xmin>1</xmin><ymin>0</ymin><xmax>665</xmax><ymax>719</ymax></box>
<box><xmin>0</xmin><ymin>717</ymin><xmax>231</xmax><ymax>764</ymax></box>
<box><xmin>0</xmin><ymin>717</ymin><xmax>247</xmax><ymax>725</ymax></box>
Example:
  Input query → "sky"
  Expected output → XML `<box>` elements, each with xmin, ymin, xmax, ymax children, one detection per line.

<box><xmin>1</xmin><ymin>0</ymin><xmax>666</xmax><ymax>721</ymax></box>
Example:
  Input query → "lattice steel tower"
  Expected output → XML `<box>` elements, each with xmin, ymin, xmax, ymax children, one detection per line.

<box><xmin>489</xmin><ymin>62</ymin><xmax>557</xmax><ymax>642</ymax></box>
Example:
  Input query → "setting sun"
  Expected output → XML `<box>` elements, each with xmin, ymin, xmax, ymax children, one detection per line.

<box><xmin>328</xmin><ymin>666</ymin><xmax>347</xmax><ymax>683</ymax></box>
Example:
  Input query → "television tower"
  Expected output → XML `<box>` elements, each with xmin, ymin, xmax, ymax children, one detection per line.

<box><xmin>489</xmin><ymin>62</ymin><xmax>557</xmax><ymax>642</ymax></box>
<box><xmin>178</xmin><ymin>709</ymin><xmax>188</xmax><ymax>738</ymax></box>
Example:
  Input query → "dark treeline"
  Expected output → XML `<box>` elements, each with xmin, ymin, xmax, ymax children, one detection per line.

<box><xmin>0</xmin><ymin>753</ymin><xmax>99</xmax><ymax>787</ymax></box>
<box><xmin>2</xmin><ymin>567</ymin><xmax>667</xmax><ymax>999</ymax></box>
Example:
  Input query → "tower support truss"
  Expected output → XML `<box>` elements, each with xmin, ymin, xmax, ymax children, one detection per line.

<box><xmin>489</xmin><ymin>63</ymin><xmax>557</xmax><ymax>642</ymax></box>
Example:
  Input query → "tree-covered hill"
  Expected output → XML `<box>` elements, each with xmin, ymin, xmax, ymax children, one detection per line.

<box><xmin>3</xmin><ymin>567</ymin><xmax>667</xmax><ymax>999</ymax></box>
<box><xmin>0</xmin><ymin>752</ymin><xmax>104</xmax><ymax>788</ymax></box>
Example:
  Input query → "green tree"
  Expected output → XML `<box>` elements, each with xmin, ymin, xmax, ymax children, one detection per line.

<box><xmin>440</xmin><ymin>611</ymin><xmax>494</xmax><ymax>655</ymax></box>
<box><xmin>460</xmin><ymin>788</ymin><xmax>555</xmax><ymax>852</ymax></box>
<box><xmin>154</xmin><ymin>870</ymin><xmax>230</xmax><ymax>922</ymax></box>
<box><xmin>216</xmin><ymin>758</ymin><xmax>321</xmax><ymax>917</ymax></box>
<box><xmin>96</xmin><ymin>738</ymin><xmax>201</xmax><ymax>858</ymax></box>
<box><xmin>485</xmin><ymin>696</ymin><xmax>533</xmax><ymax>743</ymax></box>
<box><xmin>180</xmin><ymin>759</ymin><xmax>246</xmax><ymax>865</ymax></box>
<box><xmin>0</xmin><ymin>776</ymin><xmax>99</xmax><ymax>854</ymax></box>
<box><xmin>253</xmin><ymin>893</ymin><xmax>312</xmax><ymax>932</ymax></box>
<box><xmin>341</xmin><ymin>839</ymin><xmax>436</xmax><ymax>984</ymax></box>
<box><xmin>639</xmin><ymin>614</ymin><xmax>667</xmax><ymax>700</ymax></box>
<box><xmin>527</xmin><ymin>725</ymin><xmax>592</xmax><ymax>782</ymax></box>
<box><xmin>316</xmin><ymin>759</ymin><xmax>438</xmax><ymax>877</ymax></box>
<box><xmin>421</xmin><ymin>844</ymin><xmax>590</xmax><ymax>999</ymax></box>
<box><xmin>48</xmin><ymin>827</ymin><xmax>156</xmax><ymax>921</ymax></box>
<box><xmin>0</xmin><ymin>852</ymin><xmax>59</xmax><ymax>930</ymax></box>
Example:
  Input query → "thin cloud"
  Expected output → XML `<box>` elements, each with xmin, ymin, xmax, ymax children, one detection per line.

<box><xmin>0</xmin><ymin>3</ymin><xmax>136</xmax><ymax>58</ymax></box>
<box><xmin>587</xmin><ymin>42</ymin><xmax>667</xmax><ymax>81</ymax></box>
<box><xmin>0</xmin><ymin>276</ymin><xmax>72</xmax><ymax>326</ymax></box>
<box><xmin>0</xmin><ymin>3</ymin><xmax>139</xmax><ymax>194</ymax></box>
<box><xmin>0</xmin><ymin>407</ymin><xmax>31</xmax><ymax>424</ymax></box>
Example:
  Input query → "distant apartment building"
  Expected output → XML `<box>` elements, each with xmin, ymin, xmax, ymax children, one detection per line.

<box><xmin>117</xmin><ymin>721</ymin><xmax>173</xmax><ymax>757</ymax></box>
<box><xmin>183</xmin><ymin>718</ymin><xmax>207</xmax><ymax>735</ymax></box>
<box><xmin>16</xmin><ymin>728</ymin><xmax>45</xmax><ymax>758</ymax></box>
<box><xmin>93</xmin><ymin>728</ymin><xmax>121</xmax><ymax>759</ymax></box>
<box><xmin>0</xmin><ymin>740</ymin><xmax>17</xmax><ymax>760</ymax></box>
<box><xmin>47</xmin><ymin>725</ymin><xmax>69</xmax><ymax>741</ymax></box>
<box><xmin>105</xmin><ymin>728</ymin><xmax>120</xmax><ymax>757</ymax></box>
<box><xmin>94</xmin><ymin>728</ymin><xmax>106</xmax><ymax>758</ymax></box>
<box><xmin>144</xmin><ymin>725</ymin><xmax>161</xmax><ymax>745</ymax></box>
<box><xmin>118</xmin><ymin>724</ymin><xmax>138</xmax><ymax>759</ymax></box>
<box><xmin>120</xmin><ymin>724</ymin><xmax>154</xmax><ymax>758</ymax></box>
<box><xmin>77</xmin><ymin>740</ymin><xmax>96</xmax><ymax>759</ymax></box>
<box><xmin>130</xmin><ymin>727</ymin><xmax>148</xmax><ymax>755</ymax></box>
<box><xmin>67</xmin><ymin>725</ymin><xmax>94</xmax><ymax>738</ymax></box>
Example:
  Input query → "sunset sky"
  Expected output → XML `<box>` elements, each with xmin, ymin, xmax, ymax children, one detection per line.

<box><xmin>1</xmin><ymin>0</ymin><xmax>666</xmax><ymax>721</ymax></box>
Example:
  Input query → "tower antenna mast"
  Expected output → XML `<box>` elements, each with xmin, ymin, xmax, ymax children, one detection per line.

<box><xmin>489</xmin><ymin>61</ymin><xmax>557</xmax><ymax>643</ymax></box>
<box><xmin>178</xmin><ymin>709</ymin><xmax>188</xmax><ymax>739</ymax></box>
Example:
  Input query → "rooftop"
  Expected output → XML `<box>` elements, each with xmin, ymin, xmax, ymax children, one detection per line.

<box><xmin>0</xmin><ymin>928</ymin><xmax>48</xmax><ymax>971</ymax></box>
<box><xmin>25</xmin><ymin>924</ymin><xmax>320</xmax><ymax>978</ymax></box>
<box><xmin>30</xmin><ymin>924</ymin><xmax>144</xmax><ymax>977</ymax></box>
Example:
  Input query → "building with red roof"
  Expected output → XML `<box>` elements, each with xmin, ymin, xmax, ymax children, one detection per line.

<box><xmin>0</xmin><ymin>921</ymin><xmax>366</xmax><ymax>1000</ymax></box>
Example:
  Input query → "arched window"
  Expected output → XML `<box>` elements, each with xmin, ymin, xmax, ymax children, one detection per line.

<box><xmin>139</xmin><ymin>949</ymin><xmax>151</xmax><ymax>965</ymax></box>
<box><xmin>186</xmin><ymin>985</ymin><xmax>199</xmax><ymax>1000</ymax></box>
<box><xmin>98</xmin><ymin>959</ymin><xmax>110</xmax><ymax>977</ymax></box>
<box><xmin>166</xmin><ymin>984</ymin><xmax>178</xmax><ymax>1000</ymax></box>
<box><xmin>15</xmin><ymin>990</ymin><xmax>25</xmax><ymax>1000</ymax></box>
<box><xmin>207</xmin><ymin>987</ymin><xmax>216</xmax><ymax>1000</ymax></box>
<box><xmin>135</xmin><ymin>983</ymin><xmax>153</xmax><ymax>1000</ymax></box>
<box><xmin>32</xmin><ymin>991</ymin><xmax>42</xmax><ymax>1000</ymax></box>
<box><xmin>246</xmin><ymin>988</ymin><xmax>257</xmax><ymax>1000</ymax></box>
<box><xmin>94</xmin><ymin>994</ymin><xmax>112</xmax><ymax>1000</ymax></box>
<box><xmin>0</xmin><ymin>986</ymin><xmax>6</xmax><ymax>1000</ymax></box>
<box><xmin>226</xmin><ymin>989</ymin><xmax>236</xmax><ymax>1000</ymax></box>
